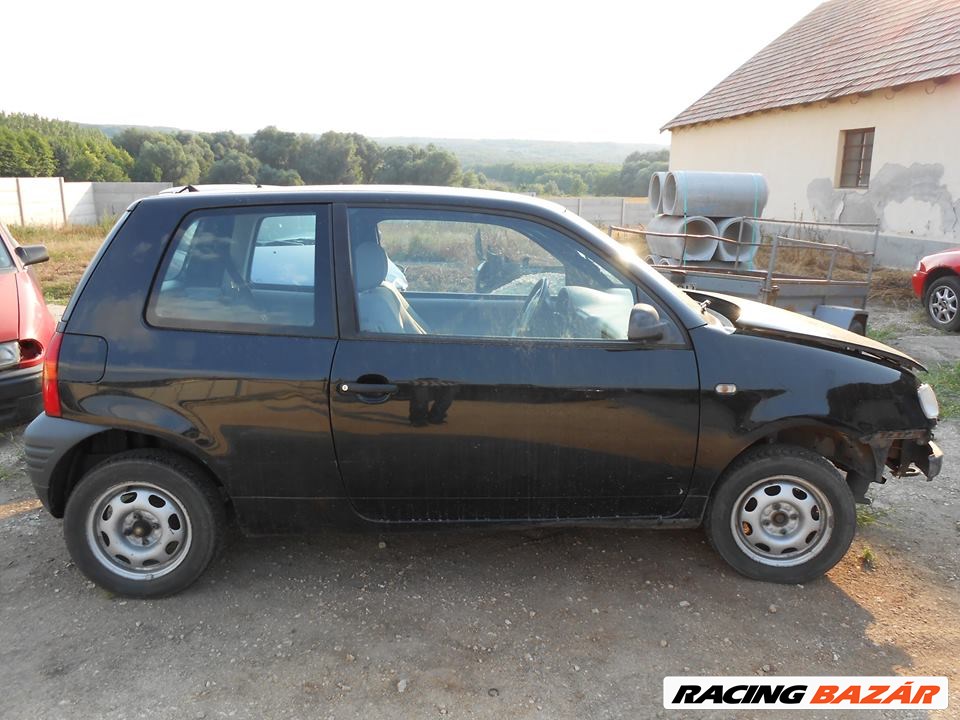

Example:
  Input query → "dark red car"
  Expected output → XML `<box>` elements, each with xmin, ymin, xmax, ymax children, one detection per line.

<box><xmin>913</xmin><ymin>249</ymin><xmax>960</xmax><ymax>331</ymax></box>
<box><xmin>0</xmin><ymin>223</ymin><xmax>55</xmax><ymax>427</ymax></box>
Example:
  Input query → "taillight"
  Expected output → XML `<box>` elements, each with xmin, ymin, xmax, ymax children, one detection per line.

<box><xmin>42</xmin><ymin>331</ymin><xmax>64</xmax><ymax>417</ymax></box>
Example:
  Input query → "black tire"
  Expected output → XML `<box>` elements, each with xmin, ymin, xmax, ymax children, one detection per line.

<box><xmin>705</xmin><ymin>445</ymin><xmax>856</xmax><ymax>584</ymax></box>
<box><xmin>63</xmin><ymin>450</ymin><xmax>225</xmax><ymax>598</ymax></box>
<box><xmin>925</xmin><ymin>275</ymin><xmax>960</xmax><ymax>332</ymax></box>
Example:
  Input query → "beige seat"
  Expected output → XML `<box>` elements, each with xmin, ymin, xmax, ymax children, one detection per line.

<box><xmin>354</xmin><ymin>242</ymin><xmax>428</xmax><ymax>334</ymax></box>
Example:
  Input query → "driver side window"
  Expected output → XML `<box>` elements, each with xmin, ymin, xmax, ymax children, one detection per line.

<box><xmin>347</xmin><ymin>207</ymin><xmax>676</xmax><ymax>342</ymax></box>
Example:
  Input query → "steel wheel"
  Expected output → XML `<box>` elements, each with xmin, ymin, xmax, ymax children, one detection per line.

<box><xmin>706</xmin><ymin>445</ymin><xmax>855</xmax><ymax>583</ymax></box>
<box><xmin>929</xmin><ymin>284</ymin><xmax>958</xmax><ymax>325</ymax></box>
<box><xmin>731</xmin><ymin>475</ymin><xmax>833</xmax><ymax>567</ymax></box>
<box><xmin>86</xmin><ymin>481</ymin><xmax>193</xmax><ymax>581</ymax></box>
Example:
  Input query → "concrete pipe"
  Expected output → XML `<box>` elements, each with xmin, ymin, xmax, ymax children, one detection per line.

<box><xmin>662</xmin><ymin>171</ymin><xmax>768</xmax><ymax>217</ymax></box>
<box><xmin>714</xmin><ymin>217</ymin><xmax>760</xmax><ymax>262</ymax></box>
<box><xmin>648</xmin><ymin>171</ymin><xmax>667</xmax><ymax>214</ymax></box>
<box><xmin>645</xmin><ymin>215</ymin><xmax>719</xmax><ymax>262</ymax></box>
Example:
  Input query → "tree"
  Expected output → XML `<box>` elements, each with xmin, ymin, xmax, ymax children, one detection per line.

<box><xmin>376</xmin><ymin>144</ymin><xmax>461</xmax><ymax>185</ymax></box>
<box><xmin>0</xmin><ymin>113</ymin><xmax>132</xmax><ymax>180</ymax></box>
<box><xmin>295</xmin><ymin>132</ymin><xmax>363</xmax><ymax>184</ymax></box>
<box><xmin>0</xmin><ymin>127</ymin><xmax>57</xmax><ymax>176</ymax></box>
<box><xmin>250</xmin><ymin>126</ymin><xmax>300</xmax><ymax>170</ymax></box>
<box><xmin>132</xmin><ymin>137</ymin><xmax>200</xmax><ymax>184</ymax></box>
<box><xmin>204</xmin><ymin>150</ymin><xmax>261</xmax><ymax>184</ymax></box>
<box><xmin>199</xmin><ymin>131</ymin><xmax>250</xmax><ymax>160</ymax></box>
<box><xmin>177</xmin><ymin>133</ymin><xmax>214</xmax><ymax>179</ymax></box>
<box><xmin>257</xmin><ymin>165</ymin><xmax>303</xmax><ymax>185</ymax></box>
<box><xmin>618</xmin><ymin>151</ymin><xmax>668</xmax><ymax>197</ymax></box>
<box><xmin>347</xmin><ymin>133</ymin><xmax>383</xmax><ymax>181</ymax></box>
<box><xmin>112</xmin><ymin>127</ymin><xmax>156</xmax><ymax>158</ymax></box>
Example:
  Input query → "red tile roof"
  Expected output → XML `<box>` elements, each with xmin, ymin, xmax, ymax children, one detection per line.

<box><xmin>663</xmin><ymin>0</ymin><xmax>960</xmax><ymax>130</ymax></box>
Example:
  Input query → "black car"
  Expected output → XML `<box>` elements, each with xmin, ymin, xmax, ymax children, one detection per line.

<box><xmin>24</xmin><ymin>186</ymin><xmax>941</xmax><ymax>597</ymax></box>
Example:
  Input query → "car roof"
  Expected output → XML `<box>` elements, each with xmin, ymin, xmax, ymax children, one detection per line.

<box><xmin>150</xmin><ymin>184</ymin><xmax>570</xmax><ymax>215</ymax></box>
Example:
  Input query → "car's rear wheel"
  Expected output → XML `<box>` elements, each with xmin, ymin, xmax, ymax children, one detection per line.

<box><xmin>63</xmin><ymin>450</ymin><xmax>225</xmax><ymax>598</ymax></box>
<box><xmin>926</xmin><ymin>276</ymin><xmax>960</xmax><ymax>332</ymax></box>
<box><xmin>705</xmin><ymin>445</ymin><xmax>856</xmax><ymax>583</ymax></box>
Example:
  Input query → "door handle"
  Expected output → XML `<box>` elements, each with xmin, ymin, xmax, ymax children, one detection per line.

<box><xmin>338</xmin><ymin>382</ymin><xmax>399</xmax><ymax>395</ymax></box>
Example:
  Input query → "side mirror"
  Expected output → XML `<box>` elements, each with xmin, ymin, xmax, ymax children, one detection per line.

<box><xmin>15</xmin><ymin>244</ymin><xmax>49</xmax><ymax>267</ymax></box>
<box><xmin>628</xmin><ymin>303</ymin><xmax>668</xmax><ymax>342</ymax></box>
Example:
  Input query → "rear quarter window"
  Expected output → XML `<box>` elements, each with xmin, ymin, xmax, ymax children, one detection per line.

<box><xmin>146</xmin><ymin>205</ymin><xmax>334</xmax><ymax>336</ymax></box>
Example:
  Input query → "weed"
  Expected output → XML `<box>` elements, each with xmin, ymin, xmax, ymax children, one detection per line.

<box><xmin>859</xmin><ymin>546</ymin><xmax>878</xmax><ymax>570</ymax></box>
<box><xmin>856</xmin><ymin>505</ymin><xmax>889</xmax><ymax>528</ymax></box>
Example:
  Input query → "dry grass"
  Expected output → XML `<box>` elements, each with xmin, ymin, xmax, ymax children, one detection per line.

<box><xmin>610</xmin><ymin>225</ymin><xmax>915</xmax><ymax>305</ymax></box>
<box><xmin>10</xmin><ymin>223</ymin><xmax>109</xmax><ymax>304</ymax></box>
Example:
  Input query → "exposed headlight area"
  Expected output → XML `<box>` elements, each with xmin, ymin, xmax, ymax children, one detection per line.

<box><xmin>918</xmin><ymin>383</ymin><xmax>939</xmax><ymax>420</ymax></box>
<box><xmin>0</xmin><ymin>340</ymin><xmax>21</xmax><ymax>370</ymax></box>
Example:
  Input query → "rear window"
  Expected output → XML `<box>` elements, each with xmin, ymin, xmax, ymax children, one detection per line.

<box><xmin>146</xmin><ymin>205</ymin><xmax>334</xmax><ymax>336</ymax></box>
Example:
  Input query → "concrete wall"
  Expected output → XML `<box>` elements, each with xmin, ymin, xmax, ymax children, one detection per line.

<box><xmin>0</xmin><ymin>179</ymin><xmax>649</xmax><ymax>233</ymax></box>
<box><xmin>0</xmin><ymin>178</ymin><xmax>171</xmax><ymax>226</ymax></box>
<box><xmin>668</xmin><ymin>77</ymin><xmax>960</xmax><ymax>268</ymax></box>
<box><xmin>543</xmin><ymin>196</ymin><xmax>652</xmax><ymax>227</ymax></box>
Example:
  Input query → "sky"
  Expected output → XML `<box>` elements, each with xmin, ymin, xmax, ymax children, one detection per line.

<box><xmin>3</xmin><ymin>0</ymin><xmax>822</xmax><ymax>145</ymax></box>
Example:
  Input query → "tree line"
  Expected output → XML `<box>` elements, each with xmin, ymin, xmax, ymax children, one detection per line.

<box><xmin>0</xmin><ymin>113</ymin><xmax>667</xmax><ymax>196</ymax></box>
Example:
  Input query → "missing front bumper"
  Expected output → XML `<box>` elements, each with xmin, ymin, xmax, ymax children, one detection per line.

<box><xmin>894</xmin><ymin>439</ymin><xmax>942</xmax><ymax>481</ymax></box>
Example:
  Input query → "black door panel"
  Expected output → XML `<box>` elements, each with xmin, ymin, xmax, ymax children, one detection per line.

<box><xmin>330</xmin><ymin>339</ymin><xmax>699</xmax><ymax>521</ymax></box>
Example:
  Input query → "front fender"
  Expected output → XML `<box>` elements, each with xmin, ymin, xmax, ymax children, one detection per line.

<box><xmin>688</xmin><ymin>324</ymin><xmax>929</xmax><ymax>497</ymax></box>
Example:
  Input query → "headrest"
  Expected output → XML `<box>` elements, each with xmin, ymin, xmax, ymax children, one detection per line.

<box><xmin>354</xmin><ymin>242</ymin><xmax>388</xmax><ymax>292</ymax></box>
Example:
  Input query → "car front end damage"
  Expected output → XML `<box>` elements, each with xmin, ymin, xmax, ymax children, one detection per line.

<box><xmin>854</xmin><ymin>381</ymin><xmax>941</xmax><ymax>502</ymax></box>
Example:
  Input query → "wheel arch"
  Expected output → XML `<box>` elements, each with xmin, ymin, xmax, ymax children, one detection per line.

<box><xmin>46</xmin><ymin>428</ymin><xmax>227</xmax><ymax>518</ymax></box>
<box><xmin>711</xmin><ymin>421</ymin><xmax>877</xmax><ymax>502</ymax></box>
<box><xmin>922</xmin><ymin>266</ymin><xmax>958</xmax><ymax>299</ymax></box>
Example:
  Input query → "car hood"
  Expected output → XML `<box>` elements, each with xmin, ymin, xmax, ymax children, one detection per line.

<box><xmin>0</xmin><ymin>272</ymin><xmax>18</xmax><ymax>341</ymax></box>
<box><xmin>688</xmin><ymin>290</ymin><xmax>925</xmax><ymax>373</ymax></box>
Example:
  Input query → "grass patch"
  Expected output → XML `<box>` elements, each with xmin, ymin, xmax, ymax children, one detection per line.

<box><xmin>921</xmin><ymin>362</ymin><xmax>960</xmax><ymax>420</ymax></box>
<box><xmin>10</xmin><ymin>223</ymin><xmax>110</xmax><ymax>304</ymax></box>
<box><xmin>856</xmin><ymin>505</ymin><xmax>889</xmax><ymax>528</ymax></box>
<box><xmin>866</xmin><ymin>326</ymin><xmax>898</xmax><ymax>344</ymax></box>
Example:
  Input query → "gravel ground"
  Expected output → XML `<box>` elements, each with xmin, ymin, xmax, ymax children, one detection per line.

<box><xmin>1</xmin><ymin>303</ymin><xmax>958</xmax><ymax>720</ymax></box>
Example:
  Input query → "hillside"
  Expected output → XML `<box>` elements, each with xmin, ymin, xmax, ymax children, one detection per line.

<box><xmin>374</xmin><ymin>137</ymin><xmax>666</xmax><ymax>166</ymax></box>
<box><xmin>84</xmin><ymin>123</ymin><xmax>663</xmax><ymax>166</ymax></box>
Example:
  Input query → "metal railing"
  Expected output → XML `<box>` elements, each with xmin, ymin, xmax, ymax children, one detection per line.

<box><xmin>609</xmin><ymin>218</ymin><xmax>880</xmax><ymax>309</ymax></box>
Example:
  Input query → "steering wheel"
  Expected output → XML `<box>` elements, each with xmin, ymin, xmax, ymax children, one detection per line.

<box><xmin>512</xmin><ymin>278</ymin><xmax>549</xmax><ymax>337</ymax></box>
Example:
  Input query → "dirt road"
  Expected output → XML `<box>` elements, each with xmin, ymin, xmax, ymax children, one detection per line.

<box><xmin>1</xmin><ymin>305</ymin><xmax>957</xmax><ymax>720</ymax></box>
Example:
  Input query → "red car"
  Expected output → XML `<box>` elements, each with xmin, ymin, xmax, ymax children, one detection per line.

<box><xmin>0</xmin><ymin>223</ymin><xmax>55</xmax><ymax>427</ymax></box>
<box><xmin>913</xmin><ymin>249</ymin><xmax>960</xmax><ymax>331</ymax></box>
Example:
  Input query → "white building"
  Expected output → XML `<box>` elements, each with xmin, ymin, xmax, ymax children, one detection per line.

<box><xmin>663</xmin><ymin>0</ymin><xmax>960</xmax><ymax>267</ymax></box>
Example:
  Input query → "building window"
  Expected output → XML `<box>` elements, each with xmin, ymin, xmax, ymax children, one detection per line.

<box><xmin>838</xmin><ymin>128</ymin><xmax>874</xmax><ymax>188</ymax></box>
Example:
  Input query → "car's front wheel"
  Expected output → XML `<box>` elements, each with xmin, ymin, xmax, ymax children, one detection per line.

<box><xmin>926</xmin><ymin>276</ymin><xmax>960</xmax><ymax>332</ymax></box>
<box><xmin>705</xmin><ymin>445</ymin><xmax>856</xmax><ymax>584</ymax></box>
<box><xmin>63</xmin><ymin>450</ymin><xmax>225</xmax><ymax>598</ymax></box>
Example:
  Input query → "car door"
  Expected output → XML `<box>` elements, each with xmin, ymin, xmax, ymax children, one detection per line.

<box><xmin>329</xmin><ymin>203</ymin><xmax>700</xmax><ymax>522</ymax></box>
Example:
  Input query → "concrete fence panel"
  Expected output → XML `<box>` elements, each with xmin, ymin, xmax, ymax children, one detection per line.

<box><xmin>17</xmin><ymin>178</ymin><xmax>64</xmax><ymax>226</ymax></box>
<box><xmin>543</xmin><ymin>196</ymin><xmax>652</xmax><ymax>228</ymax></box>
<box><xmin>0</xmin><ymin>178</ymin><xmax>171</xmax><ymax>226</ymax></box>
<box><xmin>63</xmin><ymin>182</ymin><xmax>97</xmax><ymax>225</ymax></box>
<box><xmin>93</xmin><ymin>182</ymin><xmax>171</xmax><ymax>218</ymax></box>
<box><xmin>0</xmin><ymin>178</ymin><xmax>21</xmax><ymax>226</ymax></box>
